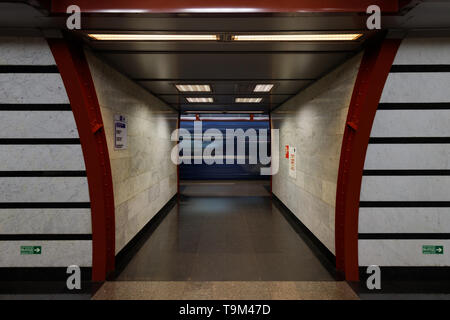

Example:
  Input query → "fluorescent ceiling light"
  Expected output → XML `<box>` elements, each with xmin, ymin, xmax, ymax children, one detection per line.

<box><xmin>186</xmin><ymin>97</ymin><xmax>214</xmax><ymax>103</ymax></box>
<box><xmin>235</xmin><ymin>98</ymin><xmax>263</xmax><ymax>103</ymax></box>
<box><xmin>254</xmin><ymin>84</ymin><xmax>274</xmax><ymax>92</ymax></box>
<box><xmin>185</xmin><ymin>111</ymin><xmax>223</xmax><ymax>114</ymax></box>
<box><xmin>87</xmin><ymin>34</ymin><xmax>219</xmax><ymax>41</ymax></box>
<box><xmin>185</xmin><ymin>111</ymin><xmax>265</xmax><ymax>114</ymax></box>
<box><xmin>232</xmin><ymin>34</ymin><xmax>363</xmax><ymax>41</ymax></box>
<box><xmin>175</xmin><ymin>84</ymin><xmax>211</xmax><ymax>92</ymax></box>
<box><xmin>227</xmin><ymin>111</ymin><xmax>265</xmax><ymax>114</ymax></box>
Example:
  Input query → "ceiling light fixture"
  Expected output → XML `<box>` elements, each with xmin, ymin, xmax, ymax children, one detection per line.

<box><xmin>186</xmin><ymin>97</ymin><xmax>214</xmax><ymax>103</ymax></box>
<box><xmin>175</xmin><ymin>84</ymin><xmax>211</xmax><ymax>92</ymax></box>
<box><xmin>232</xmin><ymin>33</ymin><xmax>363</xmax><ymax>41</ymax></box>
<box><xmin>254</xmin><ymin>84</ymin><xmax>274</xmax><ymax>92</ymax></box>
<box><xmin>184</xmin><ymin>111</ymin><xmax>265</xmax><ymax>114</ymax></box>
<box><xmin>227</xmin><ymin>111</ymin><xmax>265</xmax><ymax>114</ymax></box>
<box><xmin>87</xmin><ymin>34</ymin><xmax>219</xmax><ymax>41</ymax></box>
<box><xmin>235</xmin><ymin>98</ymin><xmax>263</xmax><ymax>103</ymax></box>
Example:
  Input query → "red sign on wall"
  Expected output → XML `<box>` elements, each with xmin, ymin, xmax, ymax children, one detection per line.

<box><xmin>285</xmin><ymin>145</ymin><xmax>289</xmax><ymax>159</ymax></box>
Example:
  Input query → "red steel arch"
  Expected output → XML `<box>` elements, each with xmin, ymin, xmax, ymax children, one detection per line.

<box><xmin>48</xmin><ymin>38</ymin><xmax>116</xmax><ymax>282</ymax></box>
<box><xmin>335</xmin><ymin>37</ymin><xmax>401</xmax><ymax>281</ymax></box>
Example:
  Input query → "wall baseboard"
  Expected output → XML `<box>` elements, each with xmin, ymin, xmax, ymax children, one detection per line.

<box><xmin>0</xmin><ymin>267</ymin><xmax>95</xmax><ymax>296</ymax></box>
<box><xmin>271</xmin><ymin>194</ymin><xmax>341</xmax><ymax>280</ymax></box>
<box><xmin>111</xmin><ymin>194</ymin><xmax>178</xmax><ymax>280</ymax></box>
<box><xmin>357</xmin><ymin>266</ymin><xmax>450</xmax><ymax>294</ymax></box>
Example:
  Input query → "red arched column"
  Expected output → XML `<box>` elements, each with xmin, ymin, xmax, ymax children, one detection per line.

<box><xmin>335</xmin><ymin>36</ymin><xmax>401</xmax><ymax>281</ymax></box>
<box><xmin>48</xmin><ymin>38</ymin><xmax>115</xmax><ymax>282</ymax></box>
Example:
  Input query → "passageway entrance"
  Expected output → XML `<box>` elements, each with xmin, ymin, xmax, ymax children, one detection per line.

<box><xmin>75</xmin><ymin>10</ymin><xmax>375</xmax><ymax>283</ymax></box>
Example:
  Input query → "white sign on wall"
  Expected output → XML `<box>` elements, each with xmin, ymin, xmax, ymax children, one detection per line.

<box><xmin>114</xmin><ymin>115</ymin><xmax>127</xmax><ymax>150</ymax></box>
<box><xmin>289</xmin><ymin>146</ymin><xmax>296</xmax><ymax>179</ymax></box>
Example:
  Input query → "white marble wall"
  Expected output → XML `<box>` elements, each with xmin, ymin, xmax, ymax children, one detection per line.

<box><xmin>359</xmin><ymin>36</ymin><xmax>450</xmax><ymax>267</ymax></box>
<box><xmin>381</xmin><ymin>73</ymin><xmax>450</xmax><ymax>103</ymax></box>
<box><xmin>0</xmin><ymin>36</ymin><xmax>92</xmax><ymax>268</ymax></box>
<box><xmin>359</xmin><ymin>208</ymin><xmax>450</xmax><ymax>233</ymax></box>
<box><xmin>0</xmin><ymin>177</ymin><xmax>90</xmax><ymax>202</ymax></box>
<box><xmin>85</xmin><ymin>48</ymin><xmax>178</xmax><ymax>254</ymax></box>
<box><xmin>0</xmin><ymin>240</ymin><xmax>92</xmax><ymax>267</ymax></box>
<box><xmin>0</xmin><ymin>36</ymin><xmax>55</xmax><ymax>65</ymax></box>
<box><xmin>0</xmin><ymin>145</ymin><xmax>85</xmax><ymax>171</ymax></box>
<box><xmin>272</xmin><ymin>53</ymin><xmax>363</xmax><ymax>254</ymax></box>
<box><xmin>359</xmin><ymin>240</ymin><xmax>450</xmax><ymax>267</ymax></box>
<box><xmin>365</xmin><ymin>144</ymin><xmax>449</xmax><ymax>169</ymax></box>
<box><xmin>0</xmin><ymin>74</ymin><xmax>69</xmax><ymax>104</ymax></box>
<box><xmin>0</xmin><ymin>209</ymin><xmax>91</xmax><ymax>234</ymax></box>
<box><xmin>371</xmin><ymin>110</ymin><xmax>450</xmax><ymax>137</ymax></box>
<box><xmin>393</xmin><ymin>37</ymin><xmax>450</xmax><ymax>65</ymax></box>
<box><xmin>361</xmin><ymin>176</ymin><xmax>450</xmax><ymax>201</ymax></box>
<box><xmin>0</xmin><ymin>111</ymin><xmax>79</xmax><ymax>138</ymax></box>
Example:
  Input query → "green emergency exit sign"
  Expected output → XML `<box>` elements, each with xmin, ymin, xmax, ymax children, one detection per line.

<box><xmin>20</xmin><ymin>246</ymin><xmax>41</xmax><ymax>255</ymax></box>
<box><xmin>422</xmin><ymin>245</ymin><xmax>443</xmax><ymax>255</ymax></box>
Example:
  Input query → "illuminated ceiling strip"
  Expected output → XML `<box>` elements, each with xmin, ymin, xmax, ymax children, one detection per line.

<box><xmin>254</xmin><ymin>84</ymin><xmax>274</xmax><ymax>92</ymax></box>
<box><xmin>175</xmin><ymin>84</ymin><xmax>211</xmax><ymax>92</ymax></box>
<box><xmin>232</xmin><ymin>33</ymin><xmax>363</xmax><ymax>41</ymax></box>
<box><xmin>235</xmin><ymin>98</ymin><xmax>263</xmax><ymax>103</ymax></box>
<box><xmin>186</xmin><ymin>97</ymin><xmax>214</xmax><ymax>103</ymax></box>
<box><xmin>87</xmin><ymin>34</ymin><xmax>219</xmax><ymax>41</ymax></box>
<box><xmin>184</xmin><ymin>111</ymin><xmax>265</xmax><ymax>114</ymax></box>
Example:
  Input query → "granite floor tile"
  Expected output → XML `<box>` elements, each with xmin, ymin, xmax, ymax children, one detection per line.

<box><xmin>93</xmin><ymin>281</ymin><xmax>358</xmax><ymax>300</ymax></box>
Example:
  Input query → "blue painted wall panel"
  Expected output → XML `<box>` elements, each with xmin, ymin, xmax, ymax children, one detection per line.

<box><xmin>179</xmin><ymin>121</ymin><xmax>270</xmax><ymax>180</ymax></box>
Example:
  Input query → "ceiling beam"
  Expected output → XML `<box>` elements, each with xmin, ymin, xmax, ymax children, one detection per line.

<box><xmin>50</xmin><ymin>0</ymin><xmax>400</xmax><ymax>14</ymax></box>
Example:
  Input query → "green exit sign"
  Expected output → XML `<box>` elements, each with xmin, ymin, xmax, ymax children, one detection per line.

<box><xmin>422</xmin><ymin>245</ymin><xmax>443</xmax><ymax>255</ymax></box>
<box><xmin>20</xmin><ymin>246</ymin><xmax>42</xmax><ymax>255</ymax></box>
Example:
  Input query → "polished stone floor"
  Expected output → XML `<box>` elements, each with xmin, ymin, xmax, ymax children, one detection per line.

<box><xmin>116</xmin><ymin>181</ymin><xmax>334</xmax><ymax>281</ymax></box>
<box><xmin>93</xmin><ymin>281</ymin><xmax>358</xmax><ymax>300</ymax></box>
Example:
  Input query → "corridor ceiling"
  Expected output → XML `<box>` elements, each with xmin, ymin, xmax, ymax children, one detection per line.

<box><xmin>2</xmin><ymin>0</ymin><xmax>450</xmax><ymax>112</ymax></box>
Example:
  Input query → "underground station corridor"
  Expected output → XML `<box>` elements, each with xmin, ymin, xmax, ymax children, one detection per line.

<box><xmin>116</xmin><ymin>181</ymin><xmax>335</xmax><ymax>282</ymax></box>
<box><xmin>1</xmin><ymin>0</ymin><xmax>450</xmax><ymax>304</ymax></box>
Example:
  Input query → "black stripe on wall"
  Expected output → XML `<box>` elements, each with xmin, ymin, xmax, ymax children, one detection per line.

<box><xmin>359</xmin><ymin>233</ymin><xmax>450</xmax><ymax>240</ymax></box>
<box><xmin>363</xmin><ymin>170</ymin><xmax>450</xmax><ymax>176</ymax></box>
<box><xmin>0</xmin><ymin>138</ymin><xmax>80</xmax><ymax>145</ymax></box>
<box><xmin>0</xmin><ymin>104</ymin><xmax>71</xmax><ymax>111</ymax></box>
<box><xmin>0</xmin><ymin>202</ymin><xmax>90</xmax><ymax>209</ymax></box>
<box><xmin>0</xmin><ymin>234</ymin><xmax>92</xmax><ymax>241</ymax></box>
<box><xmin>0</xmin><ymin>267</ymin><xmax>92</xmax><ymax>282</ymax></box>
<box><xmin>0</xmin><ymin>65</ymin><xmax>59</xmax><ymax>73</ymax></box>
<box><xmin>358</xmin><ymin>267</ymin><xmax>450</xmax><ymax>285</ymax></box>
<box><xmin>391</xmin><ymin>65</ymin><xmax>450</xmax><ymax>73</ymax></box>
<box><xmin>369</xmin><ymin>137</ymin><xmax>450</xmax><ymax>144</ymax></box>
<box><xmin>378</xmin><ymin>103</ymin><xmax>450</xmax><ymax>110</ymax></box>
<box><xmin>0</xmin><ymin>171</ymin><xmax>87</xmax><ymax>177</ymax></box>
<box><xmin>360</xmin><ymin>201</ymin><xmax>450</xmax><ymax>207</ymax></box>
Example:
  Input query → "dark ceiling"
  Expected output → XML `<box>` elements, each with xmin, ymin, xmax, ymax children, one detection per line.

<box><xmin>2</xmin><ymin>1</ymin><xmax>450</xmax><ymax>113</ymax></box>
<box><xmin>78</xmin><ymin>15</ymin><xmax>372</xmax><ymax>113</ymax></box>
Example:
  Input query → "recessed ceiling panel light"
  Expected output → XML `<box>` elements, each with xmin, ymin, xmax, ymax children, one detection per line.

<box><xmin>235</xmin><ymin>98</ymin><xmax>263</xmax><ymax>103</ymax></box>
<box><xmin>186</xmin><ymin>97</ymin><xmax>214</xmax><ymax>103</ymax></box>
<box><xmin>175</xmin><ymin>84</ymin><xmax>211</xmax><ymax>92</ymax></box>
<box><xmin>87</xmin><ymin>34</ymin><xmax>219</xmax><ymax>41</ymax></box>
<box><xmin>185</xmin><ymin>111</ymin><xmax>223</xmax><ymax>114</ymax></box>
<box><xmin>232</xmin><ymin>34</ymin><xmax>363</xmax><ymax>41</ymax></box>
<box><xmin>227</xmin><ymin>111</ymin><xmax>265</xmax><ymax>114</ymax></box>
<box><xmin>254</xmin><ymin>84</ymin><xmax>274</xmax><ymax>92</ymax></box>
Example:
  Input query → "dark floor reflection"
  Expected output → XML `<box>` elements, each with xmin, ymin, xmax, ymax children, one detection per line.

<box><xmin>116</xmin><ymin>181</ymin><xmax>334</xmax><ymax>281</ymax></box>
